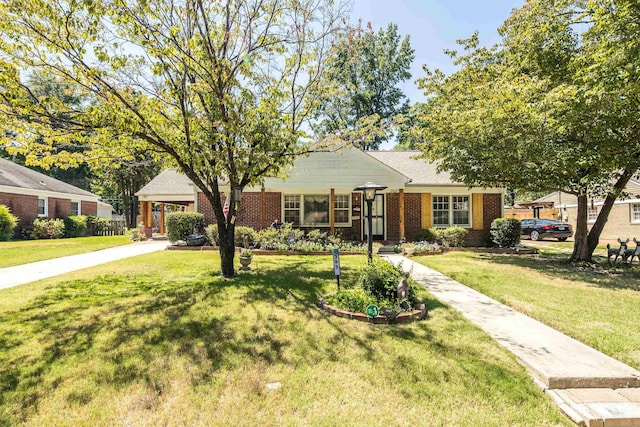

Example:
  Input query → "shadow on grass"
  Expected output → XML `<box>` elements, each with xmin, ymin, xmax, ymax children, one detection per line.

<box><xmin>0</xmin><ymin>256</ymin><xmax>544</xmax><ymax>425</ymax></box>
<box><xmin>480</xmin><ymin>252</ymin><xmax>640</xmax><ymax>291</ymax></box>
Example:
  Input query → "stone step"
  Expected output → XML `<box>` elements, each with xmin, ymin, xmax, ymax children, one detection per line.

<box><xmin>547</xmin><ymin>388</ymin><xmax>640</xmax><ymax>427</ymax></box>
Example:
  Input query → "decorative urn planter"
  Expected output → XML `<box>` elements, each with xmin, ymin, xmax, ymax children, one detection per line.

<box><xmin>239</xmin><ymin>256</ymin><xmax>252</xmax><ymax>271</ymax></box>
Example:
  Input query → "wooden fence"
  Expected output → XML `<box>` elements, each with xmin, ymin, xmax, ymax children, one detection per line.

<box><xmin>90</xmin><ymin>219</ymin><xmax>127</xmax><ymax>236</ymax></box>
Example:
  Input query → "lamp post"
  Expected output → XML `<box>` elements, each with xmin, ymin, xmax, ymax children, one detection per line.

<box><xmin>354</xmin><ymin>182</ymin><xmax>387</xmax><ymax>262</ymax></box>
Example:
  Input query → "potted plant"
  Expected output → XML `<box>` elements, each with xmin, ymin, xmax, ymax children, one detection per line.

<box><xmin>401</xmin><ymin>243</ymin><xmax>416</xmax><ymax>256</ymax></box>
<box><xmin>239</xmin><ymin>249</ymin><xmax>253</xmax><ymax>270</ymax></box>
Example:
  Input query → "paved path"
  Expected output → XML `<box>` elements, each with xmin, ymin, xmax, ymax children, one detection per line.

<box><xmin>383</xmin><ymin>254</ymin><xmax>640</xmax><ymax>427</ymax></box>
<box><xmin>0</xmin><ymin>240</ymin><xmax>169</xmax><ymax>290</ymax></box>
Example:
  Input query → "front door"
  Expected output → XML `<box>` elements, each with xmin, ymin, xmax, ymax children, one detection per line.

<box><xmin>363</xmin><ymin>194</ymin><xmax>385</xmax><ymax>241</ymax></box>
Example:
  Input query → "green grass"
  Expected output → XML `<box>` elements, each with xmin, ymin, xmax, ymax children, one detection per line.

<box><xmin>0</xmin><ymin>236</ymin><xmax>132</xmax><ymax>268</ymax></box>
<box><xmin>0</xmin><ymin>252</ymin><xmax>569</xmax><ymax>426</ymax></box>
<box><xmin>415</xmin><ymin>252</ymin><xmax>640</xmax><ymax>370</ymax></box>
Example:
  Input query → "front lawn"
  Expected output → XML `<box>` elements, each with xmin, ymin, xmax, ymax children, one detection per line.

<box><xmin>0</xmin><ymin>252</ymin><xmax>569</xmax><ymax>426</ymax></box>
<box><xmin>0</xmin><ymin>235</ymin><xmax>132</xmax><ymax>268</ymax></box>
<box><xmin>415</xmin><ymin>252</ymin><xmax>640</xmax><ymax>370</ymax></box>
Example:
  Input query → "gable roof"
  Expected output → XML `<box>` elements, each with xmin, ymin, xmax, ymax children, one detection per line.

<box><xmin>135</xmin><ymin>169</ymin><xmax>194</xmax><ymax>196</ymax></box>
<box><xmin>366</xmin><ymin>151</ymin><xmax>457</xmax><ymax>185</ymax></box>
<box><xmin>0</xmin><ymin>157</ymin><xmax>97</xmax><ymax>198</ymax></box>
<box><xmin>534</xmin><ymin>177</ymin><xmax>640</xmax><ymax>207</ymax></box>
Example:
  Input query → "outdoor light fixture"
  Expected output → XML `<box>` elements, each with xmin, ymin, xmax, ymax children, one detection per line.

<box><xmin>354</xmin><ymin>182</ymin><xmax>387</xmax><ymax>262</ymax></box>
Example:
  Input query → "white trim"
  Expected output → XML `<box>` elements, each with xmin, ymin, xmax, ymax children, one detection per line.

<box><xmin>137</xmin><ymin>193</ymin><xmax>195</xmax><ymax>203</ymax></box>
<box><xmin>431</xmin><ymin>194</ymin><xmax>473</xmax><ymax>228</ymax></box>
<box><xmin>71</xmin><ymin>200</ymin><xmax>81</xmax><ymax>216</ymax></box>
<box><xmin>630</xmin><ymin>203</ymin><xmax>640</xmax><ymax>224</ymax></box>
<box><xmin>37</xmin><ymin>197</ymin><xmax>48</xmax><ymax>217</ymax></box>
<box><xmin>281</xmin><ymin>192</ymin><xmax>352</xmax><ymax>227</ymax></box>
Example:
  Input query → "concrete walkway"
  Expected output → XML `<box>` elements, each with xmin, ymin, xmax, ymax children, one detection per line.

<box><xmin>0</xmin><ymin>240</ymin><xmax>169</xmax><ymax>290</ymax></box>
<box><xmin>383</xmin><ymin>254</ymin><xmax>640</xmax><ymax>427</ymax></box>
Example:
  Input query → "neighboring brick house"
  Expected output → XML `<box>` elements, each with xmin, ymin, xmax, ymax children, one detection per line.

<box><xmin>0</xmin><ymin>157</ymin><xmax>111</xmax><ymax>237</ymax></box>
<box><xmin>530</xmin><ymin>180</ymin><xmax>640</xmax><ymax>241</ymax></box>
<box><xmin>136</xmin><ymin>149</ymin><xmax>505</xmax><ymax>246</ymax></box>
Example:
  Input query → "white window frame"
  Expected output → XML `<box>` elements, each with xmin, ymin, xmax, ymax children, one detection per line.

<box><xmin>631</xmin><ymin>203</ymin><xmax>640</xmax><ymax>224</ymax></box>
<box><xmin>71</xmin><ymin>200</ymin><xmax>81</xmax><ymax>216</ymax></box>
<box><xmin>333</xmin><ymin>194</ymin><xmax>350</xmax><ymax>225</ymax></box>
<box><xmin>587</xmin><ymin>206</ymin><xmax>598</xmax><ymax>223</ymax></box>
<box><xmin>282</xmin><ymin>193</ymin><xmax>351</xmax><ymax>227</ymax></box>
<box><xmin>432</xmin><ymin>195</ymin><xmax>471</xmax><ymax>228</ymax></box>
<box><xmin>38</xmin><ymin>197</ymin><xmax>48</xmax><ymax>217</ymax></box>
<box><xmin>283</xmin><ymin>194</ymin><xmax>301</xmax><ymax>225</ymax></box>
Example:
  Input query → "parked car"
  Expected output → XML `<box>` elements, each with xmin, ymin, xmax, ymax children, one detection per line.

<box><xmin>521</xmin><ymin>218</ymin><xmax>573</xmax><ymax>241</ymax></box>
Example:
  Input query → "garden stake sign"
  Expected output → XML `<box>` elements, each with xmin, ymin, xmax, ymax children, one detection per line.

<box><xmin>332</xmin><ymin>249</ymin><xmax>341</xmax><ymax>291</ymax></box>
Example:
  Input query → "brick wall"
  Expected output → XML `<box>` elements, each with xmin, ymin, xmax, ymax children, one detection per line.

<box><xmin>464</xmin><ymin>193</ymin><xmax>502</xmax><ymax>246</ymax></box>
<box><xmin>198</xmin><ymin>191</ymin><xmax>281</xmax><ymax>230</ymax></box>
<box><xmin>386</xmin><ymin>193</ymin><xmax>399</xmax><ymax>242</ymax></box>
<box><xmin>50</xmin><ymin>197</ymin><xmax>71</xmax><ymax>219</ymax></box>
<box><xmin>82</xmin><ymin>201</ymin><xmax>97</xmax><ymax>216</ymax></box>
<box><xmin>405</xmin><ymin>193</ymin><xmax>422</xmax><ymax>241</ymax></box>
<box><xmin>0</xmin><ymin>192</ymin><xmax>38</xmax><ymax>237</ymax></box>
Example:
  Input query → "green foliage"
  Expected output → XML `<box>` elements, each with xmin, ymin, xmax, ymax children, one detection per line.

<box><xmin>316</xmin><ymin>23</ymin><xmax>415</xmax><ymax>150</ymax></box>
<box><xmin>86</xmin><ymin>216</ymin><xmax>111</xmax><ymax>236</ymax></box>
<box><xmin>416</xmin><ymin>0</ymin><xmax>640</xmax><ymax>261</ymax></box>
<box><xmin>324</xmin><ymin>289</ymin><xmax>378</xmax><ymax>314</ymax></box>
<box><xmin>64</xmin><ymin>215</ymin><xmax>87</xmax><ymax>238</ymax></box>
<box><xmin>435</xmin><ymin>227</ymin><xmax>468</xmax><ymax>248</ymax></box>
<box><xmin>412</xmin><ymin>228</ymin><xmax>437</xmax><ymax>243</ymax></box>
<box><xmin>357</xmin><ymin>258</ymin><xmax>405</xmax><ymax>302</ymax></box>
<box><xmin>166</xmin><ymin>213</ymin><xmax>205</xmax><ymax>242</ymax></box>
<box><xmin>256</xmin><ymin>223</ymin><xmax>305</xmax><ymax>251</ymax></box>
<box><xmin>235</xmin><ymin>226</ymin><xmax>258</xmax><ymax>248</ymax></box>
<box><xmin>205</xmin><ymin>224</ymin><xmax>219</xmax><ymax>246</ymax></box>
<box><xmin>490</xmin><ymin>218</ymin><xmax>522</xmax><ymax>248</ymax></box>
<box><xmin>28</xmin><ymin>218</ymin><xmax>65</xmax><ymax>239</ymax></box>
<box><xmin>0</xmin><ymin>204</ymin><xmax>18</xmax><ymax>241</ymax></box>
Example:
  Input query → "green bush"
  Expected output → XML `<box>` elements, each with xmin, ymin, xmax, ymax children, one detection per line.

<box><xmin>30</xmin><ymin>218</ymin><xmax>65</xmax><ymax>239</ymax></box>
<box><xmin>256</xmin><ymin>223</ymin><xmax>304</xmax><ymax>250</ymax></box>
<box><xmin>412</xmin><ymin>228</ymin><xmax>437</xmax><ymax>243</ymax></box>
<box><xmin>435</xmin><ymin>227</ymin><xmax>468</xmax><ymax>247</ymax></box>
<box><xmin>490</xmin><ymin>218</ymin><xmax>521</xmax><ymax>248</ymax></box>
<box><xmin>357</xmin><ymin>258</ymin><xmax>406</xmax><ymax>302</ymax></box>
<box><xmin>324</xmin><ymin>289</ymin><xmax>378</xmax><ymax>313</ymax></box>
<box><xmin>205</xmin><ymin>224</ymin><xmax>219</xmax><ymax>246</ymax></box>
<box><xmin>166</xmin><ymin>212</ymin><xmax>205</xmax><ymax>242</ymax></box>
<box><xmin>235</xmin><ymin>225</ymin><xmax>257</xmax><ymax>248</ymax></box>
<box><xmin>86</xmin><ymin>216</ymin><xmax>111</xmax><ymax>236</ymax></box>
<box><xmin>64</xmin><ymin>215</ymin><xmax>88</xmax><ymax>238</ymax></box>
<box><xmin>0</xmin><ymin>205</ymin><xmax>18</xmax><ymax>241</ymax></box>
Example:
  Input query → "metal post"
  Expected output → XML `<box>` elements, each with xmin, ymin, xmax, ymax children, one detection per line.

<box><xmin>367</xmin><ymin>198</ymin><xmax>373</xmax><ymax>262</ymax></box>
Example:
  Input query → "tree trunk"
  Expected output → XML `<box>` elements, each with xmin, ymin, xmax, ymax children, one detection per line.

<box><xmin>570</xmin><ymin>169</ymin><xmax>635</xmax><ymax>262</ymax></box>
<box><xmin>218</xmin><ymin>221</ymin><xmax>236</xmax><ymax>278</ymax></box>
<box><xmin>570</xmin><ymin>194</ymin><xmax>590</xmax><ymax>262</ymax></box>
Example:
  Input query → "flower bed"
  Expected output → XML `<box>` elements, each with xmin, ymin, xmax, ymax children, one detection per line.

<box><xmin>319</xmin><ymin>298</ymin><xmax>426</xmax><ymax>324</ymax></box>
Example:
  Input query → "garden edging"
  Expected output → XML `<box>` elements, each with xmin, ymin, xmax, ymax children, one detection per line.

<box><xmin>319</xmin><ymin>299</ymin><xmax>427</xmax><ymax>324</ymax></box>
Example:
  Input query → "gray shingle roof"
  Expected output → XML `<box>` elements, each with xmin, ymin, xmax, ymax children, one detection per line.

<box><xmin>135</xmin><ymin>169</ymin><xmax>194</xmax><ymax>196</ymax></box>
<box><xmin>366</xmin><ymin>151</ymin><xmax>458</xmax><ymax>185</ymax></box>
<box><xmin>0</xmin><ymin>157</ymin><xmax>97</xmax><ymax>197</ymax></box>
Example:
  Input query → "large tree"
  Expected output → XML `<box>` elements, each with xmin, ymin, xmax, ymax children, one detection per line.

<box><xmin>0</xmin><ymin>0</ymin><xmax>348</xmax><ymax>277</ymax></box>
<box><xmin>315</xmin><ymin>22</ymin><xmax>414</xmax><ymax>150</ymax></box>
<box><xmin>416</xmin><ymin>0</ymin><xmax>640</xmax><ymax>262</ymax></box>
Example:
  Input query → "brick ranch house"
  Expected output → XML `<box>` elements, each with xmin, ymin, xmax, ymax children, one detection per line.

<box><xmin>0</xmin><ymin>157</ymin><xmax>112</xmax><ymax>237</ymax></box>
<box><xmin>136</xmin><ymin>148</ymin><xmax>505</xmax><ymax>246</ymax></box>
<box><xmin>528</xmin><ymin>178</ymin><xmax>640</xmax><ymax>241</ymax></box>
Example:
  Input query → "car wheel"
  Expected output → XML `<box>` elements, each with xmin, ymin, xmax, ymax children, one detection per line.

<box><xmin>530</xmin><ymin>230</ymin><xmax>541</xmax><ymax>241</ymax></box>
<box><xmin>558</xmin><ymin>237</ymin><xmax>568</xmax><ymax>242</ymax></box>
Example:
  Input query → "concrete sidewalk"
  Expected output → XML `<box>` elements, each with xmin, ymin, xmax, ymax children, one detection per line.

<box><xmin>383</xmin><ymin>254</ymin><xmax>640</xmax><ymax>427</ymax></box>
<box><xmin>0</xmin><ymin>240</ymin><xmax>169</xmax><ymax>290</ymax></box>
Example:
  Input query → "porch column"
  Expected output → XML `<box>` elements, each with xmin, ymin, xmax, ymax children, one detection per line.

<box><xmin>140</xmin><ymin>201</ymin><xmax>153</xmax><ymax>238</ymax></box>
<box><xmin>160</xmin><ymin>203</ymin><xmax>166</xmax><ymax>235</ymax></box>
<box><xmin>260</xmin><ymin>187</ymin><xmax>266</xmax><ymax>230</ymax></box>
<box><xmin>399</xmin><ymin>189</ymin><xmax>405</xmax><ymax>242</ymax></box>
<box><xmin>330</xmin><ymin>188</ymin><xmax>335</xmax><ymax>235</ymax></box>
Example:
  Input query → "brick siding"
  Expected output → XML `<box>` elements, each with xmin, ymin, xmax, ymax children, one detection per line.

<box><xmin>386</xmin><ymin>193</ymin><xmax>399</xmax><ymax>242</ymax></box>
<box><xmin>0</xmin><ymin>192</ymin><xmax>38</xmax><ymax>237</ymax></box>
<box><xmin>465</xmin><ymin>193</ymin><xmax>503</xmax><ymax>246</ymax></box>
<box><xmin>49</xmin><ymin>197</ymin><xmax>71</xmax><ymax>219</ymax></box>
<box><xmin>405</xmin><ymin>193</ymin><xmax>422</xmax><ymax>241</ymax></box>
<box><xmin>82</xmin><ymin>201</ymin><xmax>97</xmax><ymax>216</ymax></box>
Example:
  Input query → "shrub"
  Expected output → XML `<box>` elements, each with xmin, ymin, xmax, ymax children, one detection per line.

<box><xmin>256</xmin><ymin>223</ymin><xmax>304</xmax><ymax>250</ymax></box>
<box><xmin>30</xmin><ymin>218</ymin><xmax>65</xmax><ymax>239</ymax></box>
<box><xmin>0</xmin><ymin>205</ymin><xmax>18</xmax><ymax>241</ymax></box>
<box><xmin>435</xmin><ymin>227</ymin><xmax>468</xmax><ymax>247</ymax></box>
<box><xmin>412</xmin><ymin>228</ymin><xmax>437</xmax><ymax>243</ymax></box>
<box><xmin>86</xmin><ymin>216</ymin><xmax>111</xmax><ymax>236</ymax></box>
<box><xmin>357</xmin><ymin>258</ymin><xmax>406</xmax><ymax>302</ymax></box>
<box><xmin>324</xmin><ymin>288</ymin><xmax>378</xmax><ymax>313</ymax></box>
<box><xmin>205</xmin><ymin>224</ymin><xmax>219</xmax><ymax>246</ymax></box>
<box><xmin>166</xmin><ymin>212</ymin><xmax>205</xmax><ymax>242</ymax></box>
<box><xmin>64</xmin><ymin>215</ymin><xmax>87</xmax><ymax>238</ymax></box>
<box><xmin>490</xmin><ymin>218</ymin><xmax>521</xmax><ymax>248</ymax></box>
<box><xmin>235</xmin><ymin>226</ymin><xmax>257</xmax><ymax>248</ymax></box>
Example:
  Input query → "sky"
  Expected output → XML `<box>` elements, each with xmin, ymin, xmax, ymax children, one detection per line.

<box><xmin>350</xmin><ymin>0</ymin><xmax>525</xmax><ymax>104</ymax></box>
